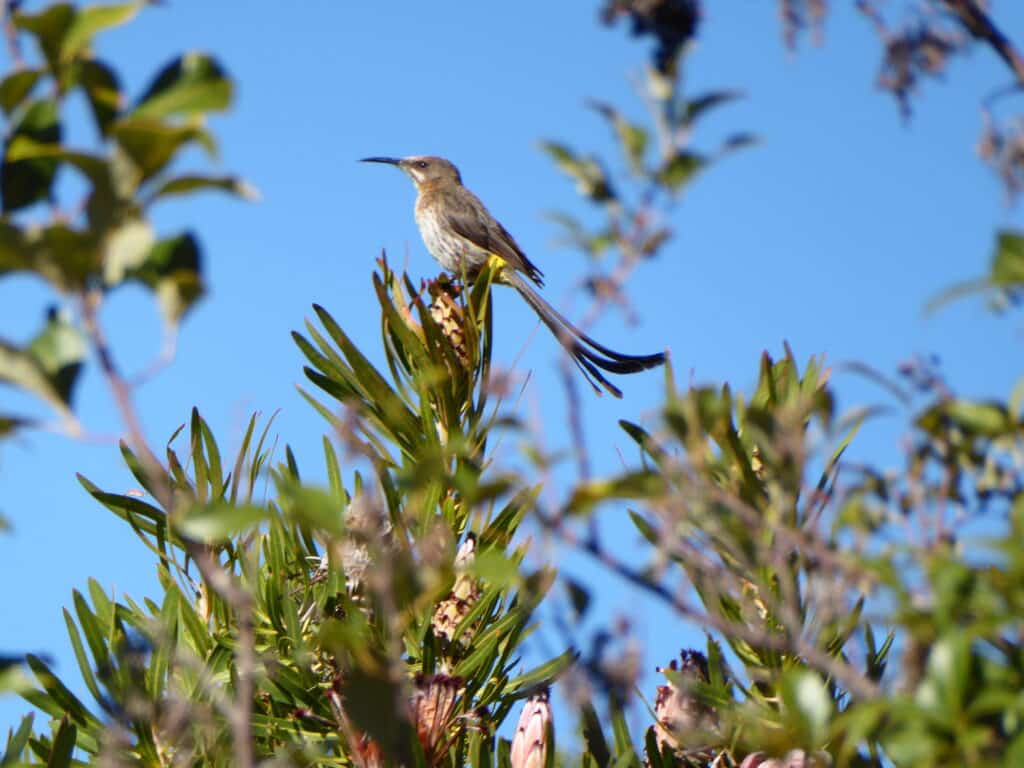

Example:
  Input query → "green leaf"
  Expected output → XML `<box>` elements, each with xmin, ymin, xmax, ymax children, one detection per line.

<box><xmin>0</xmin><ymin>221</ymin><xmax>32</xmax><ymax>276</ymax></box>
<box><xmin>0</xmin><ymin>308</ymin><xmax>85</xmax><ymax>417</ymax></box>
<box><xmin>27</xmin><ymin>308</ymin><xmax>85</xmax><ymax>404</ymax></box>
<box><xmin>133</xmin><ymin>52</ymin><xmax>232</xmax><ymax>120</ymax></box>
<box><xmin>75</xmin><ymin>474</ymin><xmax>167</xmax><ymax>538</ymax></box>
<box><xmin>609</xmin><ymin>703</ymin><xmax>639</xmax><ymax>766</ymax></box>
<box><xmin>657</xmin><ymin>151</ymin><xmax>704</xmax><ymax>191</ymax></box>
<box><xmin>991</xmin><ymin>230</ymin><xmax>1024</xmax><ymax>286</ymax></box>
<box><xmin>947</xmin><ymin>399</ymin><xmax>1013</xmax><ymax>436</ymax></box>
<box><xmin>146</xmin><ymin>173</ymin><xmax>260</xmax><ymax>204</ymax></box>
<box><xmin>45</xmin><ymin>716</ymin><xmax>76</xmax><ymax>768</ymax></box>
<box><xmin>62</xmin><ymin>3</ymin><xmax>141</xmax><ymax>62</ymax></box>
<box><xmin>61</xmin><ymin>608</ymin><xmax>104</xmax><ymax>712</ymax></box>
<box><xmin>539</xmin><ymin>141</ymin><xmax>616</xmax><ymax>202</ymax></box>
<box><xmin>75</xmin><ymin>59</ymin><xmax>122</xmax><ymax>136</ymax></box>
<box><xmin>566</xmin><ymin>471</ymin><xmax>665</xmax><ymax>514</ymax></box>
<box><xmin>112</xmin><ymin>116</ymin><xmax>216</xmax><ymax>182</ymax></box>
<box><xmin>0</xmin><ymin>69</ymin><xmax>44</xmax><ymax>115</ymax></box>
<box><xmin>14</xmin><ymin>4</ymin><xmax>75</xmax><ymax>75</ymax></box>
<box><xmin>504</xmin><ymin>650</ymin><xmax>576</xmax><ymax>695</ymax></box>
<box><xmin>24</xmin><ymin>222</ymin><xmax>101</xmax><ymax>291</ymax></box>
<box><xmin>177</xmin><ymin>502</ymin><xmax>271</xmax><ymax>542</ymax></box>
<box><xmin>275</xmin><ymin>480</ymin><xmax>345</xmax><ymax>535</ymax></box>
<box><xmin>590</xmin><ymin>101</ymin><xmax>648</xmax><ymax>173</ymax></box>
<box><xmin>23</xmin><ymin>654</ymin><xmax>99</xmax><ymax>729</ymax></box>
<box><xmin>0</xmin><ymin>413</ymin><xmax>35</xmax><ymax>439</ymax></box>
<box><xmin>122</xmin><ymin>232</ymin><xmax>205</xmax><ymax>326</ymax></box>
<box><xmin>917</xmin><ymin>398</ymin><xmax>1014</xmax><ymax>439</ymax></box>
<box><xmin>580</xmin><ymin>702</ymin><xmax>611</xmax><ymax>768</ymax></box>
<box><xmin>2</xmin><ymin>99</ymin><xmax>61</xmax><ymax>212</ymax></box>
<box><xmin>0</xmin><ymin>713</ymin><xmax>34</xmax><ymax>762</ymax></box>
<box><xmin>471</xmin><ymin>549</ymin><xmax>520</xmax><ymax>587</ymax></box>
<box><xmin>685</xmin><ymin>89</ymin><xmax>743</xmax><ymax>125</ymax></box>
<box><xmin>781</xmin><ymin>669</ymin><xmax>833</xmax><ymax>745</ymax></box>
<box><xmin>102</xmin><ymin>218</ymin><xmax>155</xmax><ymax>285</ymax></box>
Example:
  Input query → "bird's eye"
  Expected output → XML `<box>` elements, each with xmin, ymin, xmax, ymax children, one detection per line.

<box><xmin>416</xmin><ymin>160</ymin><xmax>429</xmax><ymax>169</ymax></box>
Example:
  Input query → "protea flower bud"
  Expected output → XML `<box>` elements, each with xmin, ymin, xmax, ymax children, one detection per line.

<box><xmin>739</xmin><ymin>749</ymin><xmax>832</xmax><ymax>768</ymax></box>
<box><xmin>510</xmin><ymin>689</ymin><xmax>552</xmax><ymax>768</ymax></box>
<box><xmin>410</xmin><ymin>673</ymin><xmax>464</xmax><ymax>764</ymax></box>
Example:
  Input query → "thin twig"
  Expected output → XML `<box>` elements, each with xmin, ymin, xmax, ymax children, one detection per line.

<box><xmin>1</xmin><ymin>0</ymin><xmax>23</xmax><ymax>69</ymax></box>
<box><xmin>942</xmin><ymin>0</ymin><xmax>1024</xmax><ymax>85</ymax></box>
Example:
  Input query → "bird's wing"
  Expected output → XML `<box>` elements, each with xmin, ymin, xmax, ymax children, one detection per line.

<box><xmin>442</xmin><ymin>190</ymin><xmax>545</xmax><ymax>287</ymax></box>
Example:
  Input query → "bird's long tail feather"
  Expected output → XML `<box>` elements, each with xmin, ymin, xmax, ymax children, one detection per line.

<box><xmin>504</xmin><ymin>272</ymin><xmax>666</xmax><ymax>397</ymax></box>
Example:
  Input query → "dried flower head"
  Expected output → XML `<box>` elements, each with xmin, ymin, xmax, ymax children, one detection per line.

<box><xmin>428</xmin><ymin>279</ymin><xmax>470</xmax><ymax>370</ymax></box>
<box><xmin>653</xmin><ymin>649</ymin><xmax>718</xmax><ymax>752</ymax></box>
<box><xmin>600</xmin><ymin>0</ymin><xmax>700</xmax><ymax>74</ymax></box>
<box><xmin>431</xmin><ymin>535</ymin><xmax>482</xmax><ymax>650</ymax></box>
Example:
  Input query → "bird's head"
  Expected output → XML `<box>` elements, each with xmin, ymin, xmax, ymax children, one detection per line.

<box><xmin>360</xmin><ymin>155</ymin><xmax>462</xmax><ymax>188</ymax></box>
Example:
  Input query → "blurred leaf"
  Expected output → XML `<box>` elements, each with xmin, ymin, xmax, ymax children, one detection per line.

<box><xmin>566</xmin><ymin>470</ymin><xmax>665</xmax><ymax>514</ymax></box>
<box><xmin>0</xmin><ymin>414</ymin><xmax>34</xmax><ymax>439</ymax></box>
<box><xmin>0</xmin><ymin>665</ymin><xmax>33</xmax><ymax>698</ymax></box>
<box><xmin>991</xmin><ymin>230</ymin><xmax>1024</xmax><ymax>287</ymax></box>
<box><xmin>685</xmin><ymin>89</ymin><xmax>743</xmax><ymax>125</ymax></box>
<box><xmin>781</xmin><ymin>669</ymin><xmax>833</xmax><ymax>746</ymax></box>
<box><xmin>25</xmin><ymin>308</ymin><xmax>85</xmax><ymax>406</ymax></box>
<box><xmin>22</xmin><ymin>653</ymin><xmax>99</xmax><ymax>729</ymax></box>
<box><xmin>133</xmin><ymin>52</ymin><xmax>232</xmax><ymax>120</ymax></box>
<box><xmin>0</xmin><ymin>308</ymin><xmax>84</xmax><ymax>417</ymax></box>
<box><xmin>5</xmin><ymin>137</ymin><xmax>114</xmax><ymax>209</ymax></box>
<box><xmin>275</xmin><ymin>479</ymin><xmax>345</xmax><ymax>535</ymax></box>
<box><xmin>177</xmin><ymin>502</ymin><xmax>271</xmax><ymax>542</ymax></box>
<box><xmin>14</xmin><ymin>4</ymin><xmax>75</xmax><ymax>75</ymax></box>
<box><xmin>917</xmin><ymin>398</ymin><xmax>1014</xmax><ymax>439</ymax></box>
<box><xmin>24</xmin><ymin>223</ymin><xmax>101</xmax><ymax>291</ymax></box>
<box><xmin>657</xmin><ymin>151</ymin><xmax>704</xmax><ymax>191</ymax></box>
<box><xmin>504</xmin><ymin>649</ymin><xmax>576</xmax><ymax>695</ymax></box>
<box><xmin>0</xmin><ymin>221</ymin><xmax>32</xmax><ymax>275</ymax></box>
<box><xmin>75</xmin><ymin>59</ymin><xmax>122</xmax><ymax>136</ymax></box>
<box><xmin>102</xmin><ymin>218</ymin><xmax>155</xmax><ymax>285</ymax></box>
<box><xmin>590</xmin><ymin>101</ymin><xmax>648</xmax><ymax>173</ymax></box>
<box><xmin>0</xmin><ymin>69</ymin><xmax>44</xmax><ymax>115</ymax></box>
<box><xmin>112</xmin><ymin>117</ymin><xmax>216</xmax><ymax>182</ymax></box>
<box><xmin>46</xmin><ymin>715</ymin><xmax>76</xmax><ymax>768</ymax></box>
<box><xmin>2</xmin><ymin>99</ymin><xmax>61</xmax><ymax>212</ymax></box>
<box><xmin>122</xmin><ymin>232</ymin><xmax>204</xmax><ymax>326</ymax></box>
<box><xmin>924</xmin><ymin>277</ymin><xmax>992</xmax><ymax>316</ymax></box>
<box><xmin>147</xmin><ymin>173</ymin><xmax>260</xmax><ymax>204</ymax></box>
<box><xmin>539</xmin><ymin>141</ymin><xmax>615</xmax><ymax>202</ymax></box>
<box><xmin>471</xmin><ymin>549</ymin><xmax>520</xmax><ymax>588</ymax></box>
<box><xmin>329</xmin><ymin>662</ymin><xmax>414</xmax><ymax>766</ymax></box>
<box><xmin>721</xmin><ymin>132</ymin><xmax>759</xmax><ymax>153</ymax></box>
<box><xmin>62</xmin><ymin>3</ymin><xmax>141</xmax><ymax>62</ymax></box>
<box><xmin>565</xmin><ymin>577</ymin><xmax>591</xmax><ymax>619</ymax></box>
<box><xmin>580</xmin><ymin>702</ymin><xmax>611</xmax><ymax>768</ymax></box>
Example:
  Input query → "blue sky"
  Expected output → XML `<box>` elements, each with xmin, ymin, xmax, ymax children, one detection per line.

<box><xmin>3</xmin><ymin>0</ymin><xmax>1024</xmax><ymax>738</ymax></box>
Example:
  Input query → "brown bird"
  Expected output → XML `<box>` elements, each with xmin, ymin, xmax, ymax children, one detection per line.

<box><xmin>361</xmin><ymin>155</ymin><xmax>666</xmax><ymax>397</ymax></box>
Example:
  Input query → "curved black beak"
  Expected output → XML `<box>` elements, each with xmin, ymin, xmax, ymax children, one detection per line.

<box><xmin>360</xmin><ymin>156</ymin><xmax>402</xmax><ymax>166</ymax></box>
